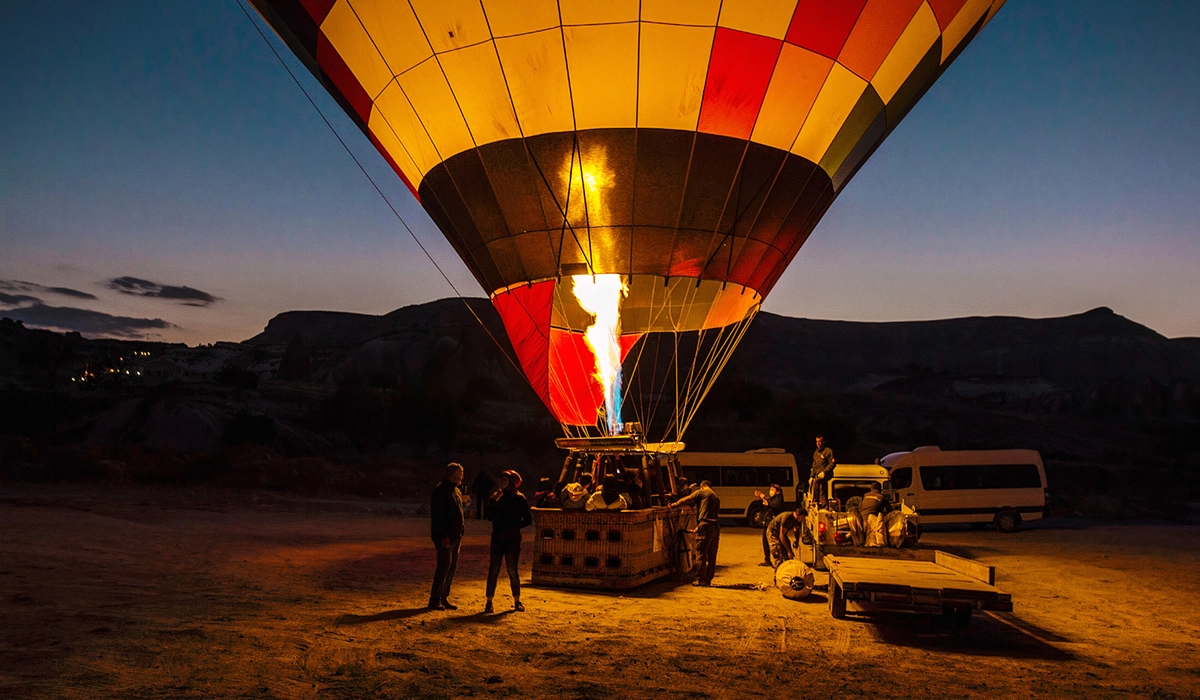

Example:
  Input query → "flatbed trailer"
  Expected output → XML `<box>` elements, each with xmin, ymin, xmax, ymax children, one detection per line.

<box><xmin>823</xmin><ymin>549</ymin><xmax>1012</xmax><ymax>624</ymax></box>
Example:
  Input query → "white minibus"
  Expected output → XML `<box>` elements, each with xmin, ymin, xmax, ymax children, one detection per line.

<box><xmin>880</xmin><ymin>447</ymin><xmax>1049</xmax><ymax>532</ymax></box>
<box><xmin>675</xmin><ymin>449</ymin><xmax>799</xmax><ymax>526</ymax></box>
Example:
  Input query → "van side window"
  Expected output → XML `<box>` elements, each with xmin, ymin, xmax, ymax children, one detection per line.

<box><xmin>682</xmin><ymin>466</ymin><xmax>721</xmax><ymax>486</ymax></box>
<box><xmin>920</xmin><ymin>464</ymin><xmax>1041</xmax><ymax>490</ymax></box>
<box><xmin>891</xmin><ymin>467</ymin><xmax>913</xmax><ymax>490</ymax></box>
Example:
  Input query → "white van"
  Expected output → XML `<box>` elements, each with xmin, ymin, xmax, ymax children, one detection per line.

<box><xmin>880</xmin><ymin>447</ymin><xmax>1049</xmax><ymax>532</ymax></box>
<box><xmin>675</xmin><ymin>449</ymin><xmax>799</xmax><ymax>526</ymax></box>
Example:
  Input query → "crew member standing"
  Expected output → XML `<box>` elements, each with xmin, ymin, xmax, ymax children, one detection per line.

<box><xmin>809</xmin><ymin>435</ymin><xmax>836</xmax><ymax>505</ymax></box>
<box><xmin>429</xmin><ymin>462</ymin><xmax>465</xmax><ymax>610</ymax></box>
<box><xmin>756</xmin><ymin>484</ymin><xmax>785</xmax><ymax>566</ymax></box>
<box><xmin>672</xmin><ymin>480</ymin><xmax>721</xmax><ymax>586</ymax></box>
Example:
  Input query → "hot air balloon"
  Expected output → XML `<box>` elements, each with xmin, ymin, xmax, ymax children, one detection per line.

<box><xmin>250</xmin><ymin>0</ymin><xmax>1006</xmax><ymax>444</ymax></box>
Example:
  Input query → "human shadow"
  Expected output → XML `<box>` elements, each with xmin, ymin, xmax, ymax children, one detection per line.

<box><xmin>446</xmin><ymin>610</ymin><xmax>514</xmax><ymax>624</ymax></box>
<box><xmin>860</xmin><ymin>609</ymin><xmax>1075</xmax><ymax>661</ymax></box>
<box><xmin>334</xmin><ymin>606</ymin><xmax>432</xmax><ymax>625</ymax></box>
<box><xmin>526</xmin><ymin>571</ymin><xmax>696</xmax><ymax>599</ymax></box>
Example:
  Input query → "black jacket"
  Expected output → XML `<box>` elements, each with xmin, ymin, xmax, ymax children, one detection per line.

<box><xmin>765</xmin><ymin>491</ymin><xmax>785</xmax><ymax>517</ymax></box>
<box><xmin>485</xmin><ymin>490</ymin><xmax>532</xmax><ymax>533</ymax></box>
<box><xmin>858</xmin><ymin>491</ymin><xmax>890</xmax><ymax>517</ymax></box>
<box><xmin>430</xmin><ymin>479</ymin><xmax>465</xmax><ymax>542</ymax></box>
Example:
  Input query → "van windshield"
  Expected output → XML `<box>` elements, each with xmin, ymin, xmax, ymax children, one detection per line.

<box><xmin>829</xmin><ymin>480</ymin><xmax>880</xmax><ymax>508</ymax></box>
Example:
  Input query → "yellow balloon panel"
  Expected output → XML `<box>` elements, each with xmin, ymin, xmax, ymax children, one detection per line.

<box><xmin>347</xmin><ymin>0</ymin><xmax>432</xmax><ymax>77</ymax></box>
<box><xmin>791</xmin><ymin>63</ymin><xmax>867</xmax><ymax>169</ymax></box>
<box><xmin>717</xmin><ymin>0</ymin><xmax>799</xmax><ymax>40</ymax></box>
<box><xmin>367</xmin><ymin>97</ymin><xmax>426</xmax><ymax>184</ymax></box>
<box><xmin>872</xmin><ymin>2</ymin><xmax>941</xmax><ymax>104</ymax></box>
<box><xmin>409</xmin><ymin>0</ymin><xmax>491</xmax><ymax>53</ymax></box>
<box><xmin>637</xmin><ymin>23</ymin><xmax>713</xmax><ymax>131</ymax></box>
<box><xmin>439</xmin><ymin>42</ymin><xmax>522</xmax><ymax>145</ymax></box>
<box><xmin>559</xmin><ymin>0</ymin><xmax>639</xmax><ymax>25</ymax></box>
<box><xmin>942</xmin><ymin>0</ymin><xmax>993</xmax><ymax>62</ymax></box>
<box><xmin>562</xmin><ymin>23</ymin><xmax>639</xmax><ymax>131</ymax></box>
<box><xmin>396</xmin><ymin>58</ymin><xmax>475</xmax><ymax>160</ymax></box>
<box><xmin>370</xmin><ymin>82</ymin><xmax>441</xmax><ymax>183</ymax></box>
<box><xmin>641</xmin><ymin>0</ymin><xmax>722</xmax><ymax>26</ymax></box>
<box><xmin>480</xmin><ymin>0</ymin><xmax>560</xmax><ymax>37</ymax></box>
<box><xmin>320</xmin><ymin>1</ymin><xmax>395</xmax><ymax>100</ymax></box>
<box><xmin>493</xmin><ymin>29</ymin><xmax>575</xmax><ymax>137</ymax></box>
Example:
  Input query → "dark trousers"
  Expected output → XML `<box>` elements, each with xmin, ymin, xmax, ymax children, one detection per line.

<box><xmin>761</xmin><ymin>526</ymin><xmax>771</xmax><ymax>563</ymax></box>
<box><xmin>486</xmin><ymin>530</ymin><xmax>522</xmax><ymax>599</ymax></box>
<box><xmin>695</xmin><ymin>521</ymin><xmax>720</xmax><ymax>584</ymax></box>
<box><xmin>430</xmin><ymin>538</ymin><xmax>460</xmax><ymax>603</ymax></box>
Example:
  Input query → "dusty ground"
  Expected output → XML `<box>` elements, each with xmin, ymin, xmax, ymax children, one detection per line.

<box><xmin>1</xmin><ymin>486</ymin><xmax>1198</xmax><ymax>699</ymax></box>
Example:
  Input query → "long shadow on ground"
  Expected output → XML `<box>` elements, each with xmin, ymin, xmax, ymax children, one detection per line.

<box><xmin>862</xmin><ymin>609</ymin><xmax>1074</xmax><ymax>661</ymax></box>
<box><xmin>334</xmin><ymin>607</ymin><xmax>432</xmax><ymax>625</ymax></box>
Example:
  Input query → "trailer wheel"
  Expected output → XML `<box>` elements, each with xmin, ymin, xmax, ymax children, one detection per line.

<box><xmin>943</xmin><ymin>606</ymin><xmax>972</xmax><ymax>628</ymax></box>
<box><xmin>994</xmin><ymin>509</ymin><xmax>1022</xmax><ymax>533</ymax></box>
<box><xmin>829</xmin><ymin>581</ymin><xmax>846</xmax><ymax>619</ymax></box>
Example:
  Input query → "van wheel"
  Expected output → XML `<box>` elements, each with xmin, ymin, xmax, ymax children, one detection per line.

<box><xmin>748</xmin><ymin>506</ymin><xmax>772</xmax><ymax>529</ymax></box>
<box><xmin>994</xmin><ymin>509</ymin><xmax>1022</xmax><ymax>533</ymax></box>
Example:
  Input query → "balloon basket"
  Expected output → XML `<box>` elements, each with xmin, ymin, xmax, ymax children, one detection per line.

<box><xmin>529</xmin><ymin>505</ymin><xmax>696</xmax><ymax>590</ymax></box>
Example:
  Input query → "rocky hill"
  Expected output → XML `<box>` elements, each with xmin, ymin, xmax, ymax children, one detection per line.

<box><xmin>1</xmin><ymin>303</ymin><xmax>1197</xmax><ymax>517</ymax></box>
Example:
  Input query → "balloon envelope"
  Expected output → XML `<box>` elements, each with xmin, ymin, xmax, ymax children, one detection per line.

<box><xmin>251</xmin><ymin>0</ymin><xmax>1006</xmax><ymax>439</ymax></box>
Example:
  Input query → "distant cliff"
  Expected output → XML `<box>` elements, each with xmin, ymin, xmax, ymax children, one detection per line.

<box><xmin>2</xmin><ymin>303</ymin><xmax>1197</xmax><ymax>516</ymax></box>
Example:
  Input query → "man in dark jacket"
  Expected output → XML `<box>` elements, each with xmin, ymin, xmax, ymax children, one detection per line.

<box><xmin>809</xmin><ymin>435</ymin><xmax>836</xmax><ymax>505</ymax></box>
<box><xmin>672</xmin><ymin>480</ymin><xmax>721</xmax><ymax>586</ymax></box>
<box><xmin>429</xmin><ymin>463</ymin><xmax>465</xmax><ymax>610</ymax></box>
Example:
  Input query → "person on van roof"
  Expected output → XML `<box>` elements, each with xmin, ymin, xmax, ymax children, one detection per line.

<box><xmin>810</xmin><ymin>436</ymin><xmax>836</xmax><ymax>505</ymax></box>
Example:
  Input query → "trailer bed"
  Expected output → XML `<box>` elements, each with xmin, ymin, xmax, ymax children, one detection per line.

<box><xmin>824</xmin><ymin>550</ymin><xmax>1012</xmax><ymax>622</ymax></box>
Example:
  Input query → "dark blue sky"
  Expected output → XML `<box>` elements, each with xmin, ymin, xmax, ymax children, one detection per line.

<box><xmin>2</xmin><ymin>1</ymin><xmax>1198</xmax><ymax>343</ymax></box>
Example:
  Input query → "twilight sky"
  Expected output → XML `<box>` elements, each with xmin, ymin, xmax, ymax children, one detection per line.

<box><xmin>2</xmin><ymin>1</ymin><xmax>1198</xmax><ymax>345</ymax></box>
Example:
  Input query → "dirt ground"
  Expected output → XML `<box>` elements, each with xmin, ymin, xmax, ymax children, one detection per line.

<box><xmin>1</xmin><ymin>486</ymin><xmax>1198</xmax><ymax>699</ymax></box>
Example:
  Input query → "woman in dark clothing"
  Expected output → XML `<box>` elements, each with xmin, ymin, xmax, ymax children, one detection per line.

<box><xmin>484</xmin><ymin>469</ymin><xmax>532</xmax><ymax>614</ymax></box>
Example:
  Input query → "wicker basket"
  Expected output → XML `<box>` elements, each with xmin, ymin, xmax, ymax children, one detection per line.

<box><xmin>531</xmin><ymin>504</ymin><xmax>695</xmax><ymax>589</ymax></box>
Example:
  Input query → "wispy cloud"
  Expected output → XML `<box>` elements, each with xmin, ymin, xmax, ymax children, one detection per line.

<box><xmin>1</xmin><ymin>304</ymin><xmax>175</xmax><ymax>338</ymax></box>
<box><xmin>0</xmin><ymin>291</ymin><xmax>41</xmax><ymax>305</ymax></box>
<box><xmin>106</xmin><ymin>276</ymin><xmax>221</xmax><ymax>307</ymax></box>
<box><xmin>0</xmin><ymin>279</ymin><xmax>98</xmax><ymax>301</ymax></box>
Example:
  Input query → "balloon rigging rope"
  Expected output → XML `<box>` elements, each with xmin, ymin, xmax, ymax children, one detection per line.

<box><xmin>234</xmin><ymin>0</ymin><xmax>525</xmax><ymax>377</ymax></box>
